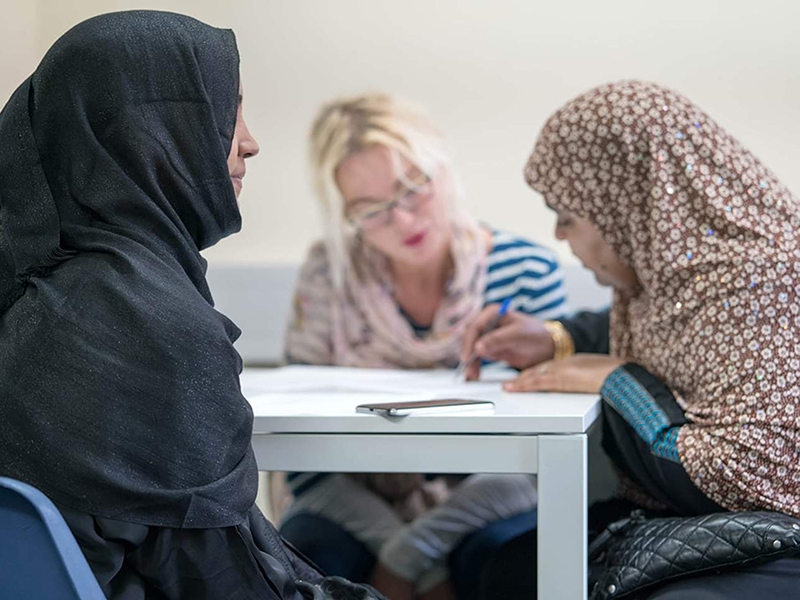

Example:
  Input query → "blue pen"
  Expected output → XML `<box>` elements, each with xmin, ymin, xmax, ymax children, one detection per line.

<box><xmin>455</xmin><ymin>297</ymin><xmax>513</xmax><ymax>379</ymax></box>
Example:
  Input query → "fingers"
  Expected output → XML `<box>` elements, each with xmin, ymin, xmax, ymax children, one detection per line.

<box><xmin>464</xmin><ymin>358</ymin><xmax>482</xmax><ymax>381</ymax></box>
<box><xmin>503</xmin><ymin>361</ymin><xmax>558</xmax><ymax>392</ymax></box>
<box><xmin>461</xmin><ymin>304</ymin><xmax>501</xmax><ymax>363</ymax></box>
<box><xmin>464</xmin><ymin>348</ymin><xmax>519</xmax><ymax>381</ymax></box>
<box><xmin>474</xmin><ymin>325</ymin><xmax>520</xmax><ymax>360</ymax></box>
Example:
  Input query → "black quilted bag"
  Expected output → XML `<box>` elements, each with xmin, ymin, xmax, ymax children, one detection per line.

<box><xmin>588</xmin><ymin>511</ymin><xmax>800</xmax><ymax>599</ymax></box>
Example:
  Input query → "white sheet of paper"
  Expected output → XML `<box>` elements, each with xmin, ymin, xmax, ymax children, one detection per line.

<box><xmin>241</xmin><ymin>365</ymin><xmax>515</xmax><ymax>402</ymax></box>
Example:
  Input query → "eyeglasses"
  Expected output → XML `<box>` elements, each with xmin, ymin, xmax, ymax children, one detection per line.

<box><xmin>346</xmin><ymin>169</ymin><xmax>434</xmax><ymax>231</ymax></box>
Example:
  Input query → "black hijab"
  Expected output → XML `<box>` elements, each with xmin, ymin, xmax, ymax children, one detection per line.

<box><xmin>0</xmin><ymin>11</ymin><xmax>257</xmax><ymax>528</ymax></box>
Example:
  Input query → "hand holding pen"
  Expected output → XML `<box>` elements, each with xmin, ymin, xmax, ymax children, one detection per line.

<box><xmin>455</xmin><ymin>297</ymin><xmax>512</xmax><ymax>380</ymax></box>
<box><xmin>459</xmin><ymin>299</ymin><xmax>557</xmax><ymax>381</ymax></box>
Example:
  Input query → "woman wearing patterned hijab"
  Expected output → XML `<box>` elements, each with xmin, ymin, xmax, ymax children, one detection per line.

<box><xmin>0</xmin><ymin>11</ymin><xmax>384</xmax><ymax>600</ymax></box>
<box><xmin>465</xmin><ymin>80</ymin><xmax>800</xmax><ymax>595</ymax></box>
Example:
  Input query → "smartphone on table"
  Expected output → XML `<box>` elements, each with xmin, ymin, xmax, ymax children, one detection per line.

<box><xmin>356</xmin><ymin>398</ymin><xmax>494</xmax><ymax>417</ymax></box>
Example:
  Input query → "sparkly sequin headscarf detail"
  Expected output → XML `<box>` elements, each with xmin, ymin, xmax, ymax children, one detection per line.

<box><xmin>525</xmin><ymin>80</ymin><xmax>800</xmax><ymax>517</ymax></box>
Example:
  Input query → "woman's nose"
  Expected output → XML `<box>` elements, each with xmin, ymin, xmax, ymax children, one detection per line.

<box><xmin>242</xmin><ymin>129</ymin><xmax>259</xmax><ymax>159</ymax></box>
<box><xmin>391</xmin><ymin>205</ymin><xmax>416</xmax><ymax>229</ymax></box>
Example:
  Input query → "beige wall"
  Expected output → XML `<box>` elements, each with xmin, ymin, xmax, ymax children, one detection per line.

<box><xmin>1</xmin><ymin>2</ymin><xmax>38</xmax><ymax>103</ymax></box>
<box><xmin>4</xmin><ymin>0</ymin><xmax>800</xmax><ymax>266</ymax></box>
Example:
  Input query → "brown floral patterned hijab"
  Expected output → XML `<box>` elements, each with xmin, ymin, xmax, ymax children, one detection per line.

<box><xmin>525</xmin><ymin>81</ymin><xmax>800</xmax><ymax>516</ymax></box>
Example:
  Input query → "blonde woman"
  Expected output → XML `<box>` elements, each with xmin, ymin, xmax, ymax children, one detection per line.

<box><xmin>282</xmin><ymin>94</ymin><xmax>567</xmax><ymax>600</ymax></box>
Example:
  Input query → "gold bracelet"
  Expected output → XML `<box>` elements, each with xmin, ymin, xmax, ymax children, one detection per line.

<box><xmin>543</xmin><ymin>320</ymin><xmax>576</xmax><ymax>360</ymax></box>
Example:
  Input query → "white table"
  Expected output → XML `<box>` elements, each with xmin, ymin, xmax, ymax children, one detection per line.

<box><xmin>242</xmin><ymin>366</ymin><xmax>601</xmax><ymax>600</ymax></box>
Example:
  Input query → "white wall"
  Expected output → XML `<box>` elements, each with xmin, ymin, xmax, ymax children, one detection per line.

<box><xmin>3</xmin><ymin>0</ymin><xmax>800</xmax><ymax>268</ymax></box>
<box><xmin>1</xmin><ymin>2</ymin><xmax>38</xmax><ymax>102</ymax></box>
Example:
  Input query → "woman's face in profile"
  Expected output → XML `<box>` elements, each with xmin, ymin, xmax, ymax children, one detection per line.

<box><xmin>554</xmin><ymin>210</ymin><xmax>639</xmax><ymax>292</ymax></box>
<box><xmin>336</xmin><ymin>144</ymin><xmax>451</xmax><ymax>266</ymax></box>
<box><xmin>227</xmin><ymin>82</ymin><xmax>260</xmax><ymax>200</ymax></box>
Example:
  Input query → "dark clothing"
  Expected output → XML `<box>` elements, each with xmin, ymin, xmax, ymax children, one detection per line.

<box><xmin>58</xmin><ymin>502</ymin><xmax>385</xmax><ymax>600</ymax></box>
<box><xmin>281</xmin><ymin>513</ymin><xmax>377</xmax><ymax>584</ymax></box>
<box><xmin>558</xmin><ymin>310</ymin><xmax>721</xmax><ymax>512</ymax></box>
<box><xmin>560</xmin><ymin>309</ymin><xmax>721</xmax><ymax>512</ymax></box>
<box><xmin>598</xmin><ymin>362</ymin><xmax>800</xmax><ymax>598</ymax></box>
<box><xmin>557</xmin><ymin>308</ymin><xmax>611</xmax><ymax>354</ymax></box>
<box><xmin>643</xmin><ymin>556</ymin><xmax>800</xmax><ymax>599</ymax></box>
<box><xmin>281</xmin><ymin>509</ymin><xmax>541</xmax><ymax>600</ymax></box>
<box><xmin>0</xmin><ymin>10</ymin><xmax>409</xmax><ymax>600</ymax></box>
<box><xmin>600</xmin><ymin>363</ymin><xmax>722</xmax><ymax>515</ymax></box>
<box><xmin>553</xmin><ymin>312</ymin><xmax>800</xmax><ymax>598</ymax></box>
<box><xmin>0</xmin><ymin>11</ymin><xmax>256</xmax><ymax>528</ymax></box>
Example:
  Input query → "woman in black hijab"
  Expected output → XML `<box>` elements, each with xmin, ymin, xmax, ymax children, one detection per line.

<box><xmin>0</xmin><ymin>10</ymin><xmax>384</xmax><ymax>600</ymax></box>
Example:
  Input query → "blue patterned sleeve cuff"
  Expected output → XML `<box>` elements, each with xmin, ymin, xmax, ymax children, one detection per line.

<box><xmin>600</xmin><ymin>364</ymin><xmax>687</xmax><ymax>462</ymax></box>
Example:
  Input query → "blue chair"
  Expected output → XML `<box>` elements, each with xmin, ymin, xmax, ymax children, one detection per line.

<box><xmin>0</xmin><ymin>477</ymin><xmax>105</xmax><ymax>599</ymax></box>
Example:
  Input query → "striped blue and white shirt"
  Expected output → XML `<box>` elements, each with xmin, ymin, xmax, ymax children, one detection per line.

<box><xmin>483</xmin><ymin>229</ymin><xmax>567</xmax><ymax>319</ymax></box>
<box><xmin>285</xmin><ymin>229</ymin><xmax>567</xmax><ymax>497</ymax></box>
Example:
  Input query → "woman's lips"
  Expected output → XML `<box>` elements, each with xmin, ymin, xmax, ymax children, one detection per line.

<box><xmin>403</xmin><ymin>231</ymin><xmax>427</xmax><ymax>246</ymax></box>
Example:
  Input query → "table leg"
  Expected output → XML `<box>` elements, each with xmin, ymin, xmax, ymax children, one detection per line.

<box><xmin>537</xmin><ymin>434</ymin><xmax>588</xmax><ymax>600</ymax></box>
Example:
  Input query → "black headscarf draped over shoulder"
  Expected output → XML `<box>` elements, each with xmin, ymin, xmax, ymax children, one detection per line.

<box><xmin>0</xmin><ymin>11</ymin><xmax>257</xmax><ymax>528</ymax></box>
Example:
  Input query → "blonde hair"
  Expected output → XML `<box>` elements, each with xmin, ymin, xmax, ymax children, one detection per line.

<box><xmin>309</xmin><ymin>93</ymin><xmax>465</xmax><ymax>289</ymax></box>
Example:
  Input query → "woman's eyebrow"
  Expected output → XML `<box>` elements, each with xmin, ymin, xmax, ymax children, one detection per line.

<box><xmin>392</xmin><ymin>167</ymin><xmax>420</xmax><ymax>191</ymax></box>
<box><xmin>346</xmin><ymin>197</ymin><xmax>382</xmax><ymax>211</ymax></box>
<box><xmin>345</xmin><ymin>168</ymin><xmax>422</xmax><ymax>209</ymax></box>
